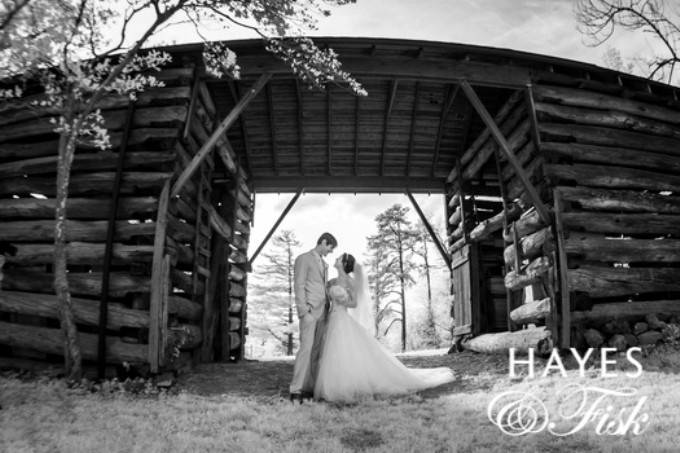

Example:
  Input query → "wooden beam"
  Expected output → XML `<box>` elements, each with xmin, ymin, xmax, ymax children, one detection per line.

<box><xmin>380</xmin><ymin>80</ymin><xmax>399</xmax><ymax>176</ymax></box>
<box><xmin>554</xmin><ymin>190</ymin><xmax>571</xmax><ymax>349</ymax></box>
<box><xmin>248</xmin><ymin>189</ymin><xmax>303</xmax><ymax>267</ymax></box>
<box><xmin>406</xmin><ymin>190</ymin><xmax>451</xmax><ymax>267</ymax></box>
<box><xmin>265</xmin><ymin>81</ymin><xmax>279</xmax><ymax>175</ymax></box>
<box><xmin>353</xmin><ymin>93</ymin><xmax>360</xmax><ymax>176</ymax></box>
<box><xmin>327</xmin><ymin>88</ymin><xmax>333</xmax><ymax>175</ymax></box>
<box><xmin>431</xmin><ymin>84</ymin><xmax>460</xmax><ymax>176</ymax></box>
<box><xmin>183</xmin><ymin>66</ymin><xmax>201</xmax><ymax>140</ymax></box>
<box><xmin>460</xmin><ymin>80</ymin><xmax>552</xmax><ymax>226</ymax></box>
<box><xmin>172</xmin><ymin>73</ymin><xmax>271</xmax><ymax>198</ymax></box>
<box><xmin>295</xmin><ymin>79</ymin><xmax>304</xmax><ymax>175</ymax></box>
<box><xmin>230</xmin><ymin>82</ymin><xmax>253</xmax><ymax>176</ymax></box>
<box><xmin>406</xmin><ymin>82</ymin><xmax>420</xmax><ymax>176</ymax></box>
<box><xmin>252</xmin><ymin>176</ymin><xmax>445</xmax><ymax>193</ymax></box>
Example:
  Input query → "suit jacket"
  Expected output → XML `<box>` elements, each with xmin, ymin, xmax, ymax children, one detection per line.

<box><xmin>293</xmin><ymin>249</ymin><xmax>328</xmax><ymax>320</ymax></box>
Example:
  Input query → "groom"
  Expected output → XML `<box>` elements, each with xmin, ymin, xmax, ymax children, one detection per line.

<box><xmin>289</xmin><ymin>232</ymin><xmax>337</xmax><ymax>403</ymax></box>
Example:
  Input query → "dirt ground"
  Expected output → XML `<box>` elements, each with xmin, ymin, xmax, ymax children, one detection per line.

<box><xmin>176</xmin><ymin>349</ymin><xmax>509</xmax><ymax>401</ymax></box>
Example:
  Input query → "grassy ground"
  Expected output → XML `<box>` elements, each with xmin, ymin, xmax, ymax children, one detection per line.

<box><xmin>2</xmin><ymin>345</ymin><xmax>680</xmax><ymax>453</ymax></box>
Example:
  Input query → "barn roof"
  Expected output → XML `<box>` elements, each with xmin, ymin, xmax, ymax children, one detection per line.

<box><xmin>163</xmin><ymin>37</ymin><xmax>678</xmax><ymax>193</ymax></box>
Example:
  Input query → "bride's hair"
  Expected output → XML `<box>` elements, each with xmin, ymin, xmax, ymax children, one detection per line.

<box><xmin>341</xmin><ymin>253</ymin><xmax>356</xmax><ymax>274</ymax></box>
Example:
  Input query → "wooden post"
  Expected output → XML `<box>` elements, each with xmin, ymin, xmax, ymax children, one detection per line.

<box><xmin>149</xmin><ymin>180</ymin><xmax>171</xmax><ymax>372</ymax></box>
<box><xmin>406</xmin><ymin>189</ymin><xmax>451</xmax><ymax>267</ymax></box>
<box><xmin>98</xmin><ymin>102</ymin><xmax>135</xmax><ymax>379</ymax></box>
<box><xmin>553</xmin><ymin>190</ymin><xmax>571</xmax><ymax>348</ymax></box>
<box><xmin>460</xmin><ymin>80</ymin><xmax>551</xmax><ymax>226</ymax></box>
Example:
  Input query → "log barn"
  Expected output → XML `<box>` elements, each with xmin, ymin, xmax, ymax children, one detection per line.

<box><xmin>1</xmin><ymin>38</ymin><xmax>679</xmax><ymax>375</ymax></box>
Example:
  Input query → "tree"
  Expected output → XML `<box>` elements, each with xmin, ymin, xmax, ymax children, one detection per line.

<box><xmin>251</xmin><ymin>230</ymin><xmax>301</xmax><ymax>355</ymax></box>
<box><xmin>576</xmin><ymin>0</ymin><xmax>680</xmax><ymax>84</ymax></box>
<box><xmin>366</xmin><ymin>204</ymin><xmax>419</xmax><ymax>352</ymax></box>
<box><xmin>1</xmin><ymin>0</ymin><xmax>364</xmax><ymax>380</ymax></box>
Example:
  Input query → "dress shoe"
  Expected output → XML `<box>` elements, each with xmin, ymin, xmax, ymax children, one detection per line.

<box><xmin>300</xmin><ymin>391</ymin><xmax>314</xmax><ymax>401</ymax></box>
<box><xmin>289</xmin><ymin>392</ymin><xmax>302</xmax><ymax>404</ymax></box>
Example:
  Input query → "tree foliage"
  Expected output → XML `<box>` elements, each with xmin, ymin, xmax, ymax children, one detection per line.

<box><xmin>576</xmin><ymin>0</ymin><xmax>680</xmax><ymax>84</ymax></box>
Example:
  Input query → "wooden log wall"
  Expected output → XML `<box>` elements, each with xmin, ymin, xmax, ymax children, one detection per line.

<box><xmin>533</xmin><ymin>80</ymin><xmax>680</xmax><ymax>342</ymax></box>
<box><xmin>0</xmin><ymin>66</ymin><xmax>196</xmax><ymax>370</ymax></box>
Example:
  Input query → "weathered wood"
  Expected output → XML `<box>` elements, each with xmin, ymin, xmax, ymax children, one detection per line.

<box><xmin>149</xmin><ymin>180</ymin><xmax>171</xmax><ymax>372</ymax></box>
<box><xmin>463</xmin><ymin>119</ymin><xmax>530</xmax><ymax>181</ymax></box>
<box><xmin>206</xmin><ymin>203</ymin><xmax>232</xmax><ymax>241</ymax></box>
<box><xmin>228</xmin><ymin>316</ymin><xmax>241</xmax><ymax>331</ymax></box>
<box><xmin>510</xmin><ymin>298</ymin><xmax>551</xmax><ymax>324</ymax></box>
<box><xmin>542</xmin><ymin>141</ymin><xmax>680</xmax><ymax>175</ymax></box>
<box><xmin>167</xmin><ymin>215</ymin><xmax>196</xmax><ymax>242</ymax></box>
<box><xmin>168</xmin><ymin>324</ymin><xmax>202</xmax><ymax>350</ymax></box>
<box><xmin>0</xmin><ymin>151</ymin><xmax>175</xmax><ymax>179</ymax></box>
<box><xmin>535</xmin><ymin>102</ymin><xmax>680</xmax><ymax>140</ymax></box>
<box><xmin>172</xmin><ymin>73</ymin><xmax>271</xmax><ymax>198</ymax></box>
<box><xmin>7</xmin><ymin>242</ymin><xmax>154</xmax><ymax>265</ymax></box>
<box><xmin>170</xmin><ymin>269</ymin><xmax>204</xmax><ymax>297</ymax></box>
<box><xmin>568</xmin><ymin>266</ymin><xmax>680</xmax><ymax>297</ymax></box>
<box><xmin>167</xmin><ymin>295</ymin><xmax>202</xmax><ymax>322</ymax></box>
<box><xmin>545</xmin><ymin>163</ymin><xmax>680</xmax><ymax>192</ymax></box>
<box><xmin>561</xmin><ymin>212</ymin><xmax>680</xmax><ymax>236</ymax></box>
<box><xmin>0</xmin><ymin>290</ymin><xmax>149</xmax><ymax>329</ymax></box>
<box><xmin>554</xmin><ymin>191</ymin><xmax>571</xmax><ymax>349</ymax></box>
<box><xmin>0</xmin><ymin>172</ymin><xmax>172</xmax><ymax>197</ymax></box>
<box><xmin>505</xmin><ymin>256</ymin><xmax>551</xmax><ymax>291</ymax></box>
<box><xmin>228</xmin><ymin>298</ymin><xmax>243</xmax><ymax>314</ymax></box>
<box><xmin>1</xmin><ymin>269</ymin><xmax>149</xmax><ymax>297</ymax></box>
<box><xmin>564</xmin><ymin>233</ymin><xmax>680</xmax><ymax>263</ymax></box>
<box><xmin>0</xmin><ymin>320</ymin><xmax>147</xmax><ymax>363</ymax></box>
<box><xmin>468</xmin><ymin>203</ymin><xmax>522</xmax><ymax>242</ymax></box>
<box><xmin>229</xmin><ymin>281</ymin><xmax>246</xmax><ymax>298</ymax></box>
<box><xmin>448</xmin><ymin>205</ymin><xmax>462</xmax><ymax>226</ymax></box>
<box><xmin>228</xmin><ymin>266</ymin><xmax>245</xmax><ymax>282</ymax></box>
<box><xmin>532</xmin><ymin>84</ymin><xmax>680</xmax><ymax>125</ymax></box>
<box><xmin>556</xmin><ymin>186</ymin><xmax>680</xmax><ymax>214</ymax></box>
<box><xmin>462</xmin><ymin>326</ymin><xmax>552</xmax><ymax>354</ymax></box>
<box><xmin>539</xmin><ymin>122</ymin><xmax>680</xmax><ymax>157</ymax></box>
<box><xmin>504</xmin><ymin>227</ymin><xmax>552</xmax><ymax>265</ymax></box>
<box><xmin>502</xmin><ymin>208</ymin><xmax>548</xmax><ymax>242</ymax></box>
<box><xmin>0</xmin><ymin>196</ymin><xmax>158</xmax><ymax>219</ymax></box>
<box><xmin>0</xmin><ymin>220</ymin><xmax>156</xmax><ymax>242</ymax></box>
<box><xmin>571</xmin><ymin>300</ymin><xmax>680</xmax><ymax>322</ymax></box>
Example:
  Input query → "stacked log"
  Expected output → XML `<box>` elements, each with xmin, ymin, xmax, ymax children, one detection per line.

<box><xmin>0</xmin><ymin>66</ymin><xmax>199</xmax><ymax>369</ymax></box>
<box><xmin>534</xmin><ymin>81</ymin><xmax>680</xmax><ymax>332</ymax></box>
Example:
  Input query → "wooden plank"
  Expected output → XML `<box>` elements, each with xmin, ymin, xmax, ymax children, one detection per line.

<box><xmin>0</xmin><ymin>220</ymin><xmax>156</xmax><ymax>242</ymax></box>
<box><xmin>2</xmin><ymin>269</ymin><xmax>149</xmax><ymax>297</ymax></box>
<box><xmin>295</xmin><ymin>80</ymin><xmax>304</xmax><ymax>175</ymax></box>
<box><xmin>6</xmin><ymin>243</ymin><xmax>154</xmax><ymax>265</ymax></box>
<box><xmin>381</xmin><ymin>80</ymin><xmax>399</xmax><ymax>176</ymax></box>
<box><xmin>148</xmin><ymin>180</ymin><xmax>170</xmax><ymax>372</ymax></box>
<box><xmin>405</xmin><ymin>82</ymin><xmax>419</xmax><ymax>176</ymax></box>
<box><xmin>556</xmin><ymin>186</ymin><xmax>680</xmax><ymax>214</ymax></box>
<box><xmin>561</xmin><ymin>212</ymin><xmax>680</xmax><ymax>236</ymax></box>
<box><xmin>265</xmin><ymin>82</ymin><xmax>279</xmax><ymax>175</ymax></box>
<box><xmin>431</xmin><ymin>83</ymin><xmax>459</xmax><ymax>176</ymax></box>
<box><xmin>171</xmin><ymin>73</ymin><xmax>271</xmax><ymax>197</ymax></box>
<box><xmin>564</xmin><ymin>232</ymin><xmax>680</xmax><ymax>262</ymax></box>
<box><xmin>568</xmin><ymin>266</ymin><xmax>680</xmax><ymax>297</ymax></box>
<box><xmin>0</xmin><ymin>290</ymin><xmax>149</xmax><ymax>329</ymax></box>
<box><xmin>546</xmin><ymin>163</ymin><xmax>680</xmax><ymax>192</ymax></box>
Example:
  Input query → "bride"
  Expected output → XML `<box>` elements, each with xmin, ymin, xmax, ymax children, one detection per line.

<box><xmin>313</xmin><ymin>253</ymin><xmax>456</xmax><ymax>402</ymax></box>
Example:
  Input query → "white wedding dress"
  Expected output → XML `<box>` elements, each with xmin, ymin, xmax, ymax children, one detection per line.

<box><xmin>313</xmin><ymin>277</ymin><xmax>455</xmax><ymax>402</ymax></box>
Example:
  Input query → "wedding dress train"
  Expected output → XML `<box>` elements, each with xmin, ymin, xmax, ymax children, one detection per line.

<box><xmin>313</xmin><ymin>299</ymin><xmax>455</xmax><ymax>402</ymax></box>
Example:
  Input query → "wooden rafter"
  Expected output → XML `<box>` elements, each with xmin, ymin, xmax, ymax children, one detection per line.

<box><xmin>265</xmin><ymin>82</ymin><xmax>279</xmax><ymax>175</ymax></box>
<box><xmin>327</xmin><ymin>88</ymin><xmax>332</xmax><ymax>175</ymax></box>
<box><xmin>405</xmin><ymin>81</ymin><xmax>420</xmax><ymax>176</ymax></box>
<box><xmin>380</xmin><ymin>80</ymin><xmax>399</xmax><ymax>176</ymax></box>
<box><xmin>431</xmin><ymin>83</ymin><xmax>460</xmax><ymax>177</ymax></box>
<box><xmin>172</xmin><ymin>73</ymin><xmax>271</xmax><ymax>198</ymax></box>
<box><xmin>230</xmin><ymin>81</ymin><xmax>253</xmax><ymax>176</ymax></box>
<box><xmin>252</xmin><ymin>176</ymin><xmax>444</xmax><ymax>193</ymax></box>
<box><xmin>353</xmin><ymin>94</ymin><xmax>360</xmax><ymax>176</ymax></box>
<box><xmin>406</xmin><ymin>189</ymin><xmax>451</xmax><ymax>268</ymax></box>
<box><xmin>460</xmin><ymin>80</ymin><xmax>552</xmax><ymax>225</ymax></box>
<box><xmin>295</xmin><ymin>79</ymin><xmax>304</xmax><ymax>175</ymax></box>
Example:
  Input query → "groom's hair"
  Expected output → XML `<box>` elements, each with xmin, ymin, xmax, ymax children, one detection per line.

<box><xmin>317</xmin><ymin>232</ymin><xmax>338</xmax><ymax>247</ymax></box>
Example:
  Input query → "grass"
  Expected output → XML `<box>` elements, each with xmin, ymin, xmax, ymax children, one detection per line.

<box><xmin>2</xmin><ymin>344</ymin><xmax>680</xmax><ymax>453</ymax></box>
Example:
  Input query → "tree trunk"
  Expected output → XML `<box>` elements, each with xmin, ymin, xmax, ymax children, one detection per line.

<box><xmin>55</xmin><ymin>125</ymin><xmax>82</xmax><ymax>382</ymax></box>
<box><xmin>398</xmin><ymin>227</ymin><xmax>406</xmax><ymax>352</ymax></box>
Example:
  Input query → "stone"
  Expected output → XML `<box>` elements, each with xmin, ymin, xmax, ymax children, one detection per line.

<box><xmin>624</xmin><ymin>333</ymin><xmax>639</xmax><ymax>347</ymax></box>
<box><xmin>645</xmin><ymin>313</ymin><xmax>667</xmax><ymax>330</ymax></box>
<box><xmin>155</xmin><ymin>372</ymin><xmax>175</xmax><ymax>388</ymax></box>
<box><xmin>584</xmin><ymin>328</ymin><xmax>604</xmax><ymax>348</ymax></box>
<box><xmin>633</xmin><ymin>322</ymin><xmax>648</xmax><ymax>336</ymax></box>
<box><xmin>608</xmin><ymin>334</ymin><xmax>627</xmax><ymax>352</ymax></box>
<box><xmin>638</xmin><ymin>330</ymin><xmax>664</xmax><ymax>346</ymax></box>
<box><xmin>662</xmin><ymin>323</ymin><xmax>680</xmax><ymax>341</ymax></box>
<box><xmin>601</xmin><ymin>321</ymin><xmax>616</xmax><ymax>336</ymax></box>
<box><xmin>612</xmin><ymin>319</ymin><xmax>631</xmax><ymax>335</ymax></box>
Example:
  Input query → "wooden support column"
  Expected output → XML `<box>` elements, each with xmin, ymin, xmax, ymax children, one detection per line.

<box><xmin>553</xmin><ymin>190</ymin><xmax>571</xmax><ymax>349</ymax></box>
<box><xmin>406</xmin><ymin>190</ymin><xmax>451</xmax><ymax>268</ymax></box>
<box><xmin>149</xmin><ymin>180</ymin><xmax>171</xmax><ymax>372</ymax></box>
<box><xmin>172</xmin><ymin>73</ymin><xmax>271</xmax><ymax>197</ymax></box>
<box><xmin>460</xmin><ymin>80</ymin><xmax>551</xmax><ymax>226</ymax></box>
<box><xmin>98</xmin><ymin>102</ymin><xmax>135</xmax><ymax>378</ymax></box>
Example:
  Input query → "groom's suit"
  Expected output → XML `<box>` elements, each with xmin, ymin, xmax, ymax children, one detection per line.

<box><xmin>290</xmin><ymin>249</ymin><xmax>329</xmax><ymax>395</ymax></box>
